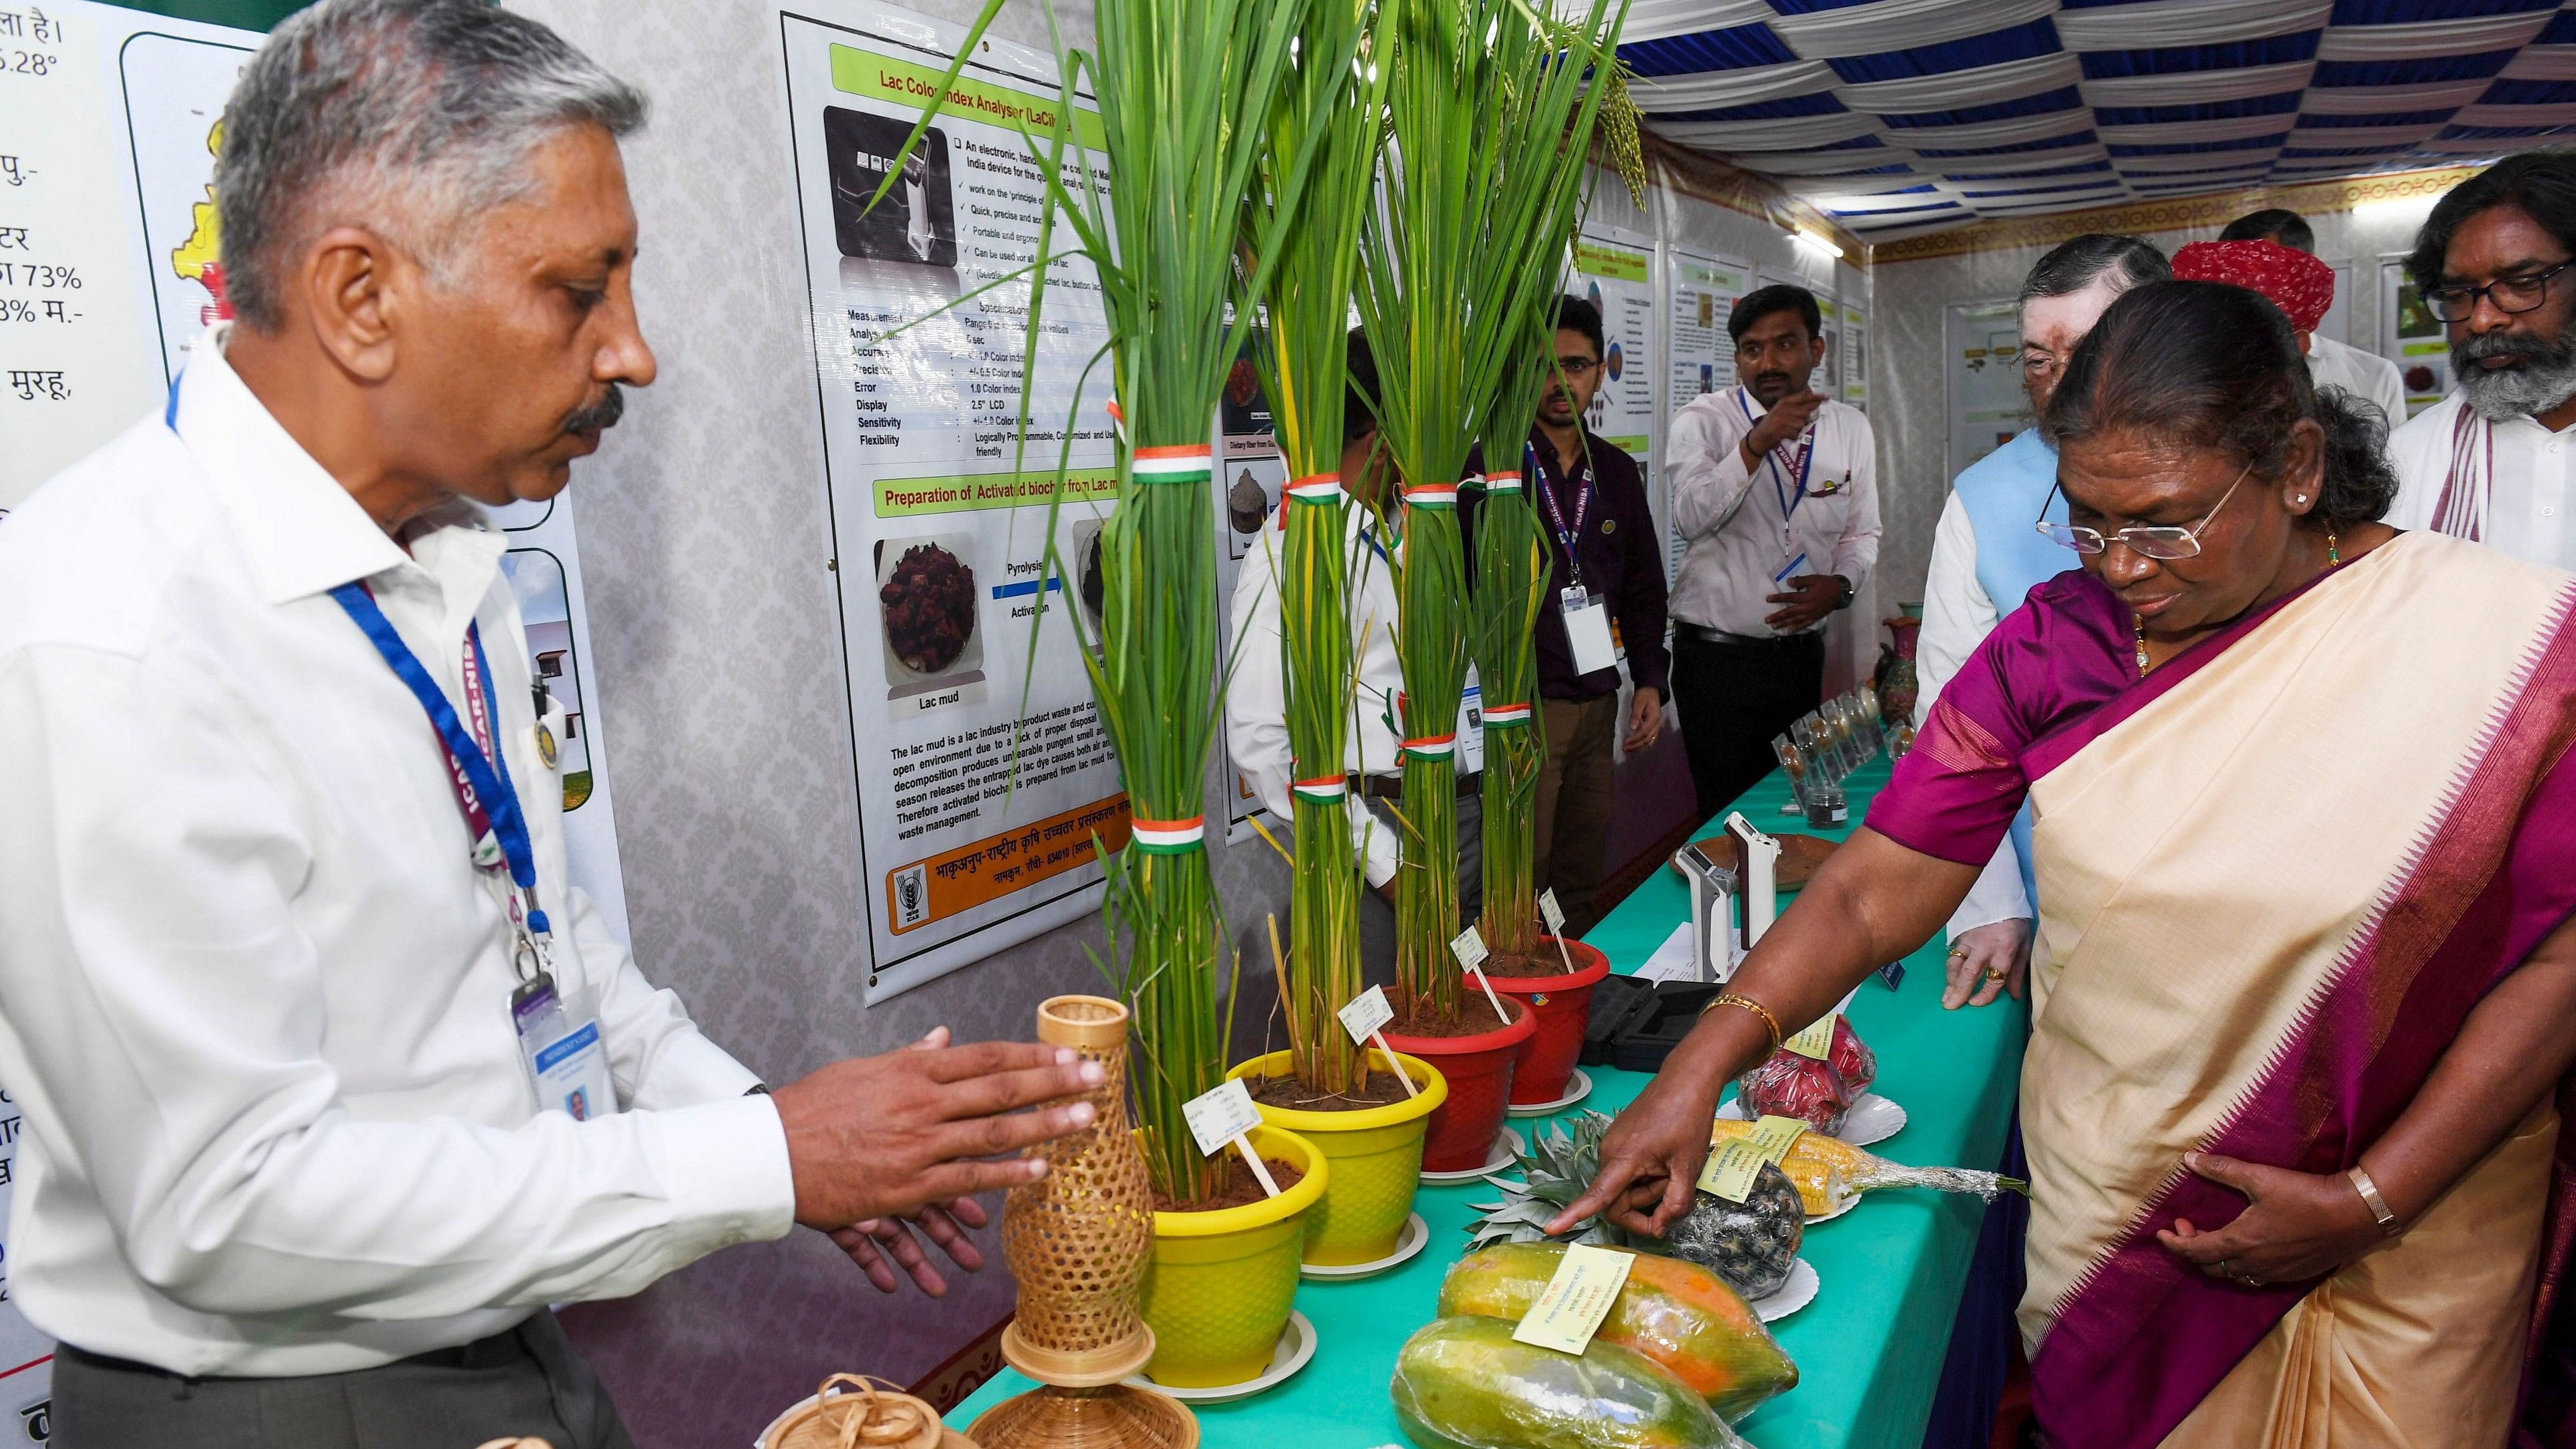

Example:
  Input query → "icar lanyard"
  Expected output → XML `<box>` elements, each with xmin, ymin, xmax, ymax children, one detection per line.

<box><xmin>1736</xmin><ymin>388</ymin><xmax>1814</xmax><ymax>521</ymax></box>
<box><xmin>329</xmin><ymin>582</ymin><xmax>552</xmax><ymax>982</ymax></box>
<box><xmin>1528</xmin><ymin>439</ymin><xmax>1594</xmax><ymax>591</ymax></box>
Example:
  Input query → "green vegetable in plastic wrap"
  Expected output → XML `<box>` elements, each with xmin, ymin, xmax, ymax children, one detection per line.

<box><xmin>1389</xmin><ymin>1316</ymin><xmax>1751</xmax><ymax>1449</ymax></box>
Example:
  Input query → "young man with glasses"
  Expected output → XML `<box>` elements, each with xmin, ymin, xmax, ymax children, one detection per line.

<box><xmin>1666</xmin><ymin>284</ymin><xmax>1879</xmax><ymax>823</ymax></box>
<box><xmin>1916</xmin><ymin>235</ymin><xmax>2165</xmax><ymax>1012</ymax></box>
<box><xmin>2389</xmin><ymin>152</ymin><xmax>2576</xmax><ymax>570</ymax></box>
<box><xmin>1516</xmin><ymin>296</ymin><xmax>1670</xmax><ymax>935</ymax></box>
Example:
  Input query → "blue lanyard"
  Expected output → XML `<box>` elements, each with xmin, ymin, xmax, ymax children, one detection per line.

<box><xmin>329</xmin><ymin>582</ymin><xmax>551</xmax><ymax>942</ymax></box>
<box><xmin>1737</xmin><ymin>389</ymin><xmax>1813</xmax><ymax>521</ymax></box>
<box><xmin>1529</xmin><ymin>440</ymin><xmax>1594</xmax><ymax>590</ymax></box>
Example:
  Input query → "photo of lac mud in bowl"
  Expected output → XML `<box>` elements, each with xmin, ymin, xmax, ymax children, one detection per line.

<box><xmin>876</xmin><ymin>533</ymin><xmax>985</xmax><ymax>694</ymax></box>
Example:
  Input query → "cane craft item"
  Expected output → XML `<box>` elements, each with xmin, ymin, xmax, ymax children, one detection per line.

<box><xmin>763</xmin><ymin>1375</ymin><xmax>974</xmax><ymax>1449</ymax></box>
<box><xmin>970</xmin><ymin>996</ymin><xmax>1196</xmax><ymax>1449</ymax></box>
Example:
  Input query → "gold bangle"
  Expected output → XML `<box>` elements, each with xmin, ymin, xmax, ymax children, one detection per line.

<box><xmin>2347</xmin><ymin>1165</ymin><xmax>2402</xmax><ymax>1238</ymax></box>
<box><xmin>1702</xmin><ymin>992</ymin><xmax>1783</xmax><ymax>1053</ymax></box>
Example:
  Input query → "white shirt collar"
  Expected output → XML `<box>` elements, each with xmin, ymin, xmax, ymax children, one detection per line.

<box><xmin>172</xmin><ymin>323</ymin><xmax>417</xmax><ymax>606</ymax></box>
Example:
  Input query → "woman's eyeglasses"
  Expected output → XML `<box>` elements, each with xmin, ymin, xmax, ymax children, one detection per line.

<box><xmin>2034</xmin><ymin>460</ymin><xmax>2254</xmax><ymax>560</ymax></box>
<box><xmin>2422</xmin><ymin>258</ymin><xmax>2576</xmax><ymax>323</ymax></box>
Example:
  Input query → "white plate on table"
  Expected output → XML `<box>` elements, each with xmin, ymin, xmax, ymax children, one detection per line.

<box><xmin>1753</xmin><ymin>1258</ymin><xmax>1819</xmax><ymax>1322</ymax></box>
<box><xmin>1302</xmin><ymin>1213</ymin><xmax>1430</xmax><ymax>1280</ymax></box>
<box><xmin>1718</xmin><ymin>1091</ymin><xmax>1906</xmax><ymax>1147</ymax></box>
<box><xmin>1420</xmin><ymin>1128</ymin><xmax>1525</xmax><ymax>1184</ymax></box>
<box><xmin>1127</xmin><ymin>1311</ymin><xmax>1316</xmax><ymax>1402</ymax></box>
<box><xmin>1506</xmin><ymin>1068</ymin><xmax>1593</xmax><ymax>1118</ymax></box>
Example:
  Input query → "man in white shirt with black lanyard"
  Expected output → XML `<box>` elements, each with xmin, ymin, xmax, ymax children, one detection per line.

<box><xmin>1664</xmin><ymin>284</ymin><xmax>1881</xmax><ymax>822</ymax></box>
<box><xmin>2388</xmin><ymin>152</ymin><xmax>2576</xmax><ymax>571</ymax></box>
<box><xmin>0</xmin><ymin>4</ymin><xmax>1099</xmax><ymax>1444</ymax></box>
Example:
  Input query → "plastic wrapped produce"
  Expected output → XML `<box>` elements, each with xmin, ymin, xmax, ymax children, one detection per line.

<box><xmin>1829</xmin><ymin>1016</ymin><xmax>1876</xmax><ymax>1096</ymax></box>
<box><xmin>1736</xmin><ymin>1048</ymin><xmax>1855</xmax><ymax>1136</ymax></box>
<box><xmin>1390</xmin><ymin>1316</ymin><xmax>1753</xmax><ymax>1449</ymax></box>
<box><xmin>1708</xmin><ymin>1118</ymin><xmax>2028</xmax><ymax>1219</ymax></box>
<box><xmin>1662</xmin><ymin>1165</ymin><xmax>1804</xmax><ymax>1301</ymax></box>
<box><xmin>1438</xmin><ymin>1243</ymin><xmax>1796</xmax><ymax>1418</ymax></box>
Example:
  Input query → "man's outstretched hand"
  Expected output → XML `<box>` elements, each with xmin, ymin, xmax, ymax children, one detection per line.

<box><xmin>773</xmin><ymin>1026</ymin><xmax>1103</xmax><ymax>1235</ymax></box>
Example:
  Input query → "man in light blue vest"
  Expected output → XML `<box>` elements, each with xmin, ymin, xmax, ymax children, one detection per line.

<box><xmin>1917</xmin><ymin>234</ymin><xmax>2168</xmax><ymax>1010</ymax></box>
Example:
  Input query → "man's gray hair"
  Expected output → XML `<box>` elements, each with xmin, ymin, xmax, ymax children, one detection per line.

<box><xmin>2017</xmin><ymin>233</ymin><xmax>2169</xmax><ymax>313</ymax></box>
<box><xmin>216</xmin><ymin>0</ymin><xmax>644</xmax><ymax>331</ymax></box>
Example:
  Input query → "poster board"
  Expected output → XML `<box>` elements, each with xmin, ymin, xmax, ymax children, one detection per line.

<box><xmin>1839</xmin><ymin>300</ymin><xmax>1868</xmax><ymax>411</ymax></box>
<box><xmin>1574</xmin><ymin>226</ymin><xmax>1656</xmax><ymax>489</ymax></box>
<box><xmin>1662</xmin><ymin>248</ymin><xmax>1748</xmax><ymax>581</ymax></box>
<box><xmin>780</xmin><ymin>1</ymin><xmax>1149</xmax><ymax>1001</ymax></box>
<box><xmin>2381</xmin><ymin>255</ymin><xmax>2451</xmax><ymax>419</ymax></box>
<box><xmin>1945</xmin><ymin>298</ymin><xmax>2030</xmax><ymax>483</ymax></box>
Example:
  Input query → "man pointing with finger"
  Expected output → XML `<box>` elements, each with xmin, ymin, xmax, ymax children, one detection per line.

<box><xmin>1666</xmin><ymin>284</ymin><xmax>1881</xmax><ymax>821</ymax></box>
<box><xmin>0</xmin><ymin>3</ymin><xmax>1094</xmax><ymax>1444</ymax></box>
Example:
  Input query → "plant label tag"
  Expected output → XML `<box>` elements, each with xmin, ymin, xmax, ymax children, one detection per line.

<box><xmin>1782</xmin><ymin>1012</ymin><xmax>1837</xmax><ymax>1060</ymax></box>
<box><xmin>1449</xmin><ymin>925</ymin><xmax>1489</xmax><ymax>972</ymax></box>
<box><xmin>1538</xmin><ymin>889</ymin><xmax>1566</xmax><ymax>933</ymax></box>
<box><xmin>1182</xmin><ymin>1078</ymin><xmax>1264</xmax><ymax>1158</ymax></box>
<box><xmin>1697</xmin><ymin>1112</ymin><xmax>1808</xmax><ymax>1203</ymax></box>
<box><xmin>1338</xmin><ymin>985</ymin><xmax>1395</xmax><ymax>1044</ymax></box>
<box><xmin>1511</xmin><ymin>1243</ymin><xmax>1634</xmax><ymax>1354</ymax></box>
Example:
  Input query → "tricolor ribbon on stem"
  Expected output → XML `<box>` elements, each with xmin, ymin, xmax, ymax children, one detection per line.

<box><xmin>1291</xmin><ymin>774</ymin><xmax>1348</xmax><ymax>803</ymax></box>
<box><xmin>1130</xmin><ymin>815</ymin><xmax>1206</xmax><ymax>855</ymax></box>
<box><xmin>1401</xmin><ymin>481</ymin><xmax>1457</xmax><ymax>511</ymax></box>
<box><xmin>1402</xmin><ymin>732</ymin><xmax>1456</xmax><ymax>762</ymax></box>
<box><xmin>1134</xmin><ymin>444</ymin><xmax>1212</xmax><ymax>485</ymax></box>
<box><xmin>1482</xmin><ymin>471</ymin><xmax>1523</xmax><ymax>493</ymax></box>
<box><xmin>1482</xmin><ymin>702</ymin><xmax>1533</xmax><ymax>727</ymax></box>
<box><xmin>1286</xmin><ymin>473</ymin><xmax>1346</xmax><ymax>504</ymax></box>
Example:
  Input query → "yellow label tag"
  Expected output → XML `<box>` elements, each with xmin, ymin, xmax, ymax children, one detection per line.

<box><xmin>1510</xmin><ymin>1243</ymin><xmax>1634</xmax><ymax>1354</ymax></box>
<box><xmin>1697</xmin><ymin>1114</ymin><xmax>1807</xmax><ymax>1203</ymax></box>
<box><xmin>1781</xmin><ymin>1012</ymin><xmax>1836</xmax><ymax>1060</ymax></box>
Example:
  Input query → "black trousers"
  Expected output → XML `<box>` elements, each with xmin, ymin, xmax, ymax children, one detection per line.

<box><xmin>52</xmin><ymin>1311</ymin><xmax>632</xmax><ymax>1449</ymax></box>
<box><xmin>1670</xmin><ymin>629</ymin><xmax>1826</xmax><ymax>825</ymax></box>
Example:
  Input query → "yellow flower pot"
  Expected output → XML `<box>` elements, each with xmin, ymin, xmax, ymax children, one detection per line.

<box><xmin>1226</xmin><ymin>1050</ymin><xmax>1447</xmax><ymax>1267</ymax></box>
<box><xmin>1139</xmin><ymin>1124</ymin><xmax>1328</xmax><ymax>1389</ymax></box>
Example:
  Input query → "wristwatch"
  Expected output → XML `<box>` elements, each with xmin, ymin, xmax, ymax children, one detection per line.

<box><xmin>1833</xmin><ymin>576</ymin><xmax>1855</xmax><ymax>611</ymax></box>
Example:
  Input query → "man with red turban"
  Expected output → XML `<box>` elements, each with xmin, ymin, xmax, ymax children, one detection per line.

<box><xmin>2173</xmin><ymin>235</ymin><xmax>2408</xmax><ymax>425</ymax></box>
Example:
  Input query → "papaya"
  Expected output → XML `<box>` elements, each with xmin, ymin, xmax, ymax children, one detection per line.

<box><xmin>1437</xmin><ymin>1241</ymin><xmax>1795</xmax><ymax>1420</ymax></box>
<box><xmin>1391</xmin><ymin>1315</ymin><xmax>1748</xmax><ymax>1449</ymax></box>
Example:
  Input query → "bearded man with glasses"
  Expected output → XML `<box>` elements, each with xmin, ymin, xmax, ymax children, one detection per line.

<box><xmin>2389</xmin><ymin>151</ymin><xmax>2576</xmax><ymax>568</ymax></box>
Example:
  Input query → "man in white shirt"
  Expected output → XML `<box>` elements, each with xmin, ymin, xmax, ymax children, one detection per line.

<box><xmin>1226</xmin><ymin>332</ymin><xmax>1478</xmax><ymax>992</ymax></box>
<box><xmin>2219</xmin><ymin>208</ymin><xmax>2408</xmax><ymax>427</ymax></box>
<box><xmin>1916</xmin><ymin>234</ymin><xmax>2167</xmax><ymax>1010</ymax></box>
<box><xmin>1666</xmin><ymin>285</ymin><xmax>1880</xmax><ymax>821</ymax></box>
<box><xmin>2387</xmin><ymin>152</ymin><xmax>2576</xmax><ymax>572</ymax></box>
<box><xmin>0</xmin><ymin>4</ymin><xmax>1099</xmax><ymax>1443</ymax></box>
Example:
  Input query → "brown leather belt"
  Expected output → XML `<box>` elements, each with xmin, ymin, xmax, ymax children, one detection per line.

<box><xmin>1360</xmin><ymin>771</ymin><xmax>1481</xmax><ymax>801</ymax></box>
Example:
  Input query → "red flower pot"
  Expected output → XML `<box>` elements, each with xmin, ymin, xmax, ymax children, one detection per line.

<box><xmin>1486</xmin><ymin>938</ymin><xmax>1611</xmax><ymax>1106</ymax></box>
<box><xmin>1382</xmin><ymin>999</ymin><xmax>1536</xmax><ymax>1173</ymax></box>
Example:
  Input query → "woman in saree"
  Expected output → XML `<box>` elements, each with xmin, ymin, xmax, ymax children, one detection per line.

<box><xmin>1555</xmin><ymin>279</ymin><xmax>2576</xmax><ymax>1446</ymax></box>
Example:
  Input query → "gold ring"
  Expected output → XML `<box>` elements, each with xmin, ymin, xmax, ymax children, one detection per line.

<box><xmin>1947</xmin><ymin>944</ymin><xmax>1968</xmax><ymax>959</ymax></box>
<box><xmin>1982</xmin><ymin>966</ymin><xmax>2007</xmax><ymax>982</ymax></box>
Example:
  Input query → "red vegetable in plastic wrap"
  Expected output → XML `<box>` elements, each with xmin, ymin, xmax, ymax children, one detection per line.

<box><xmin>1737</xmin><ymin>1049</ymin><xmax>1855</xmax><ymax>1136</ymax></box>
<box><xmin>1829</xmin><ymin>1016</ymin><xmax>1876</xmax><ymax>1096</ymax></box>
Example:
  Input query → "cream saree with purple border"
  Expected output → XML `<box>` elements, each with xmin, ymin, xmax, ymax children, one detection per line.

<box><xmin>1869</xmin><ymin>532</ymin><xmax>2576</xmax><ymax>1447</ymax></box>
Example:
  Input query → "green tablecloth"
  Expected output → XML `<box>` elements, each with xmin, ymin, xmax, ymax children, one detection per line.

<box><xmin>950</xmin><ymin>760</ymin><xmax>2028</xmax><ymax>1448</ymax></box>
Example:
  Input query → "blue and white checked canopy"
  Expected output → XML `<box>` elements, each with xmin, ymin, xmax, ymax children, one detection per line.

<box><xmin>1620</xmin><ymin>0</ymin><xmax>2576</xmax><ymax>241</ymax></box>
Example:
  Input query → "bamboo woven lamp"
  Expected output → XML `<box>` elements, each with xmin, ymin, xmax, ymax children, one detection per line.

<box><xmin>968</xmin><ymin>996</ymin><xmax>1196</xmax><ymax>1449</ymax></box>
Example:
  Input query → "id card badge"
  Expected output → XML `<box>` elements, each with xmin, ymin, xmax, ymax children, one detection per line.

<box><xmin>512</xmin><ymin>972</ymin><xmax>618</xmax><ymax>1121</ymax></box>
<box><xmin>1559</xmin><ymin>587</ymin><xmax>1616</xmax><ymax>674</ymax></box>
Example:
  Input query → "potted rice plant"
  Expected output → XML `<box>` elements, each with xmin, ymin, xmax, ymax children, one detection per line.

<box><xmin>1360</xmin><ymin>0</ymin><xmax>1628</xmax><ymax>1173</ymax></box>
<box><xmin>1224</xmin><ymin>0</ymin><xmax>1449</xmax><ymax>1273</ymax></box>
<box><xmin>880</xmin><ymin>0</ymin><xmax>1330</xmax><ymax>1391</ymax></box>
<box><xmin>1465</xmin><ymin>39</ymin><xmax>1642</xmax><ymax>1111</ymax></box>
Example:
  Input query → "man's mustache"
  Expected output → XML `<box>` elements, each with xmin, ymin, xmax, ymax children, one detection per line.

<box><xmin>562</xmin><ymin>385</ymin><xmax>625</xmax><ymax>436</ymax></box>
<box><xmin>1753</xmin><ymin>370</ymin><xmax>1793</xmax><ymax>390</ymax></box>
<box><xmin>2455</xmin><ymin>327</ymin><xmax>2573</xmax><ymax>368</ymax></box>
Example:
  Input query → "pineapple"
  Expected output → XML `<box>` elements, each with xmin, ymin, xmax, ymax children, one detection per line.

<box><xmin>1467</xmin><ymin>1112</ymin><xmax>1804</xmax><ymax>1300</ymax></box>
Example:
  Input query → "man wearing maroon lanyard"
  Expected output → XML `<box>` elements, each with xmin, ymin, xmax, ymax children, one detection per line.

<box><xmin>1522</xmin><ymin>296</ymin><xmax>1670</xmax><ymax>935</ymax></box>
